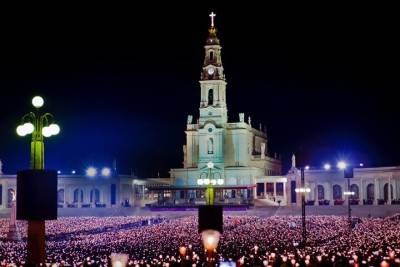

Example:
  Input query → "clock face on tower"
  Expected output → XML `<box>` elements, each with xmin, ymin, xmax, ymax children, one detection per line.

<box><xmin>207</xmin><ymin>67</ymin><xmax>215</xmax><ymax>75</ymax></box>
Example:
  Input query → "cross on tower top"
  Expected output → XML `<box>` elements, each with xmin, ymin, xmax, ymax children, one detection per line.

<box><xmin>209</xmin><ymin>12</ymin><xmax>216</xmax><ymax>27</ymax></box>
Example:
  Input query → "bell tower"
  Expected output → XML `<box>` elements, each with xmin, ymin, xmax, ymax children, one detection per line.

<box><xmin>199</xmin><ymin>12</ymin><xmax>228</xmax><ymax>126</ymax></box>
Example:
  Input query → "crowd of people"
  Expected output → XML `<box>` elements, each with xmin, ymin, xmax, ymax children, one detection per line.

<box><xmin>0</xmin><ymin>214</ymin><xmax>400</xmax><ymax>266</ymax></box>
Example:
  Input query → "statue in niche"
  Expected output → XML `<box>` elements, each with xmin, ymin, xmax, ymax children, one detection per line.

<box><xmin>292</xmin><ymin>154</ymin><xmax>296</xmax><ymax>168</ymax></box>
<box><xmin>248</xmin><ymin>116</ymin><xmax>252</xmax><ymax>126</ymax></box>
<box><xmin>239</xmin><ymin>113</ymin><xmax>244</xmax><ymax>123</ymax></box>
<box><xmin>207</xmin><ymin>138</ymin><xmax>214</xmax><ymax>154</ymax></box>
<box><xmin>261</xmin><ymin>143</ymin><xmax>266</xmax><ymax>159</ymax></box>
<box><xmin>187</xmin><ymin>115</ymin><xmax>193</xmax><ymax>125</ymax></box>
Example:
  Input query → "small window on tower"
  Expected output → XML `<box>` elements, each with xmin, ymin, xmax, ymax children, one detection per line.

<box><xmin>209</xmin><ymin>51</ymin><xmax>214</xmax><ymax>61</ymax></box>
<box><xmin>208</xmin><ymin>138</ymin><xmax>214</xmax><ymax>154</ymax></box>
<box><xmin>208</xmin><ymin>89</ymin><xmax>214</xmax><ymax>105</ymax></box>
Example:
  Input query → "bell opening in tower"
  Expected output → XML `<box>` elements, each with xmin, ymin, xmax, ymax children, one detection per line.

<box><xmin>208</xmin><ymin>89</ymin><xmax>214</xmax><ymax>106</ymax></box>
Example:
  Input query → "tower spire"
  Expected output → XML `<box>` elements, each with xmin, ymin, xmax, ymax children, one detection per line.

<box><xmin>199</xmin><ymin>12</ymin><xmax>227</xmax><ymax>125</ymax></box>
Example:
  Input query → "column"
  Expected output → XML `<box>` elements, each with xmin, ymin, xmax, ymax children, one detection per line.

<box><xmin>393</xmin><ymin>178</ymin><xmax>398</xmax><ymax>200</ymax></box>
<box><xmin>359</xmin><ymin>179</ymin><xmax>364</xmax><ymax>205</ymax></box>
<box><xmin>264</xmin><ymin>182</ymin><xmax>267</xmax><ymax>198</ymax></box>
<box><xmin>1</xmin><ymin>182</ymin><xmax>7</xmax><ymax>209</ymax></box>
<box><xmin>273</xmin><ymin>182</ymin><xmax>276</xmax><ymax>201</ymax></box>
<box><xmin>283</xmin><ymin>182</ymin><xmax>287</xmax><ymax>206</ymax></box>
<box><xmin>389</xmin><ymin>176</ymin><xmax>392</xmax><ymax>204</ymax></box>
<box><xmin>329</xmin><ymin>182</ymin><xmax>334</xmax><ymax>206</ymax></box>
<box><xmin>374</xmin><ymin>178</ymin><xmax>379</xmax><ymax>205</ymax></box>
<box><xmin>297</xmin><ymin>179</ymin><xmax>301</xmax><ymax>207</ymax></box>
<box><xmin>315</xmin><ymin>183</ymin><xmax>319</xmax><ymax>206</ymax></box>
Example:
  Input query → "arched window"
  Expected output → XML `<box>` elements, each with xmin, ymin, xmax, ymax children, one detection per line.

<box><xmin>208</xmin><ymin>89</ymin><xmax>214</xmax><ymax>105</ymax></box>
<box><xmin>333</xmin><ymin>184</ymin><xmax>342</xmax><ymax>200</ymax></box>
<box><xmin>58</xmin><ymin>189</ymin><xmax>65</xmax><ymax>203</ymax></box>
<box><xmin>209</xmin><ymin>51</ymin><xmax>214</xmax><ymax>61</ymax></box>
<box><xmin>350</xmin><ymin>184</ymin><xmax>359</xmax><ymax>200</ymax></box>
<box><xmin>384</xmin><ymin>183</ymin><xmax>393</xmax><ymax>202</ymax></box>
<box><xmin>73</xmin><ymin>189</ymin><xmax>84</xmax><ymax>203</ymax></box>
<box><xmin>367</xmin><ymin>184</ymin><xmax>374</xmax><ymax>200</ymax></box>
<box><xmin>317</xmin><ymin>185</ymin><xmax>325</xmax><ymax>200</ymax></box>
<box><xmin>207</xmin><ymin>138</ymin><xmax>214</xmax><ymax>154</ymax></box>
<box><xmin>90</xmin><ymin>188</ymin><xmax>100</xmax><ymax>203</ymax></box>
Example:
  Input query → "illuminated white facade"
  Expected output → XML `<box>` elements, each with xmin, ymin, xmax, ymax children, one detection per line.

<box><xmin>169</xmin><ymin>17</ymin><xmax>282</xmax><ymax>203</ymax></box>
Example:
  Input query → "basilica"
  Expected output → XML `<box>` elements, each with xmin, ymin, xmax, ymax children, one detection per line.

<box><xmin>1</xmin><ymin>13</ymin><xmax>400</xmax><ymax>213</ymax></box>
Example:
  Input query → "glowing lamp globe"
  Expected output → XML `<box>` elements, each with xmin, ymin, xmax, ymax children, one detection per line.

<box><xmin>203</xmin><ymin>178</ymin><xmax>210</xmax><ymax>185</ymax></box>
<box><xmin>207</xmin><ymin>161</ymin><xmax>214</xmax><ymax>169</ymax></box>
<box><xmin>210</xmin><ymin>179</ymin><xmax>217</xmax><ymax>185</ymax></box>
<box><xmin>201</xmin><ymin>229</ymin><xmax>220</xmax><ymax>251</ymax></box>
<box><xmin>86</xmin><ymin>167</ymin><xmax>97</xmax><ymax>177</ymax></box>
<box><xmin>49</xmin><ymin>123</ymin><xmax>60</xmax><ymax>135</ymax></box>
<box><xmin>16</xmin><ymin>125</ymin><xmax>26</xmax><ymax>136</ymax></box>
<box><xmin>42</xmin><ymin>126</ymin><xmax>52</xmax><ymax>137</ymax></box>
<box><xmin>324</xmin><ymin>163</ymin><xmax>331</xmax><ymax>170</ymax></box>
<box><xmin>23</xmin><ymin>122</ymin><xmax>34</xmax><ymax>134</ymax></box>
<box><xmin>217</xmin><ymin>179</ymin><xmax>224</xmax><ymax>185</ymax></box>
<box><xmin>337</xmin><ymin>161</ymin><xmax>347</xmax><ymax>170</ymax></box>
<box><xmin>32</xmin><ymin>96</ymin><xmax>44</xmax><ymax>108</ymax></box>
<box><xmin>101</xmin><ymin>167</ymin><xmax>111</xmax><ymax>177</ymax></box>
<box><xmin>197</xmin><ymin>179</ymin><xmax>204</xmax><ymax>185</ymax></box>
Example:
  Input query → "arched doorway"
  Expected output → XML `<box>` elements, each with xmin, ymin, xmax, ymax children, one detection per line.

<box><xmin>367</xmin><ymin>183</ymin><xmax>374</xmax><ymax>200</ymax></box>
<box><xmin>90</xmin><ymin>188</ymin><xmax>100</xmax><ymax>203</ymax></box>
<box><xmin>58</xmin><ymin>189</ymin><xmax>65</xmax><ymax>204</ymax></box>
<box><xmin>350</xmin><ymin>184</ymin><xmax>359</xmax><ymax>200</ymax></box>
<box><xmin>317</xmin><ymin>185</ymin><xmax>325</xmax><ymax>200</ymax></box>
<box><xmin>333</xmin><ymin>185</ymin><xmax>342</xmax><ymax>200</ymax></box>
<box><xmin>73</xmin><ymin>189</ymin><xmax>84</xmax><ymax>203</ymax></box>
<box><xmin>384</xmin><ymin>183</ymin><xmax>393</xmax><ymax>203</ymax></box>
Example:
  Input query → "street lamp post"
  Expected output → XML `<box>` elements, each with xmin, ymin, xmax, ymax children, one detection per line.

<box><xmin>16</xmin><ymin>96</ymin><xmax>60</xmax><ymax>265</ymax></box>
<box><xmin>197</xmin><ymin>161</ymin><xmax>223</xmax><ymax>266</ymax></box>
<box><xmin>338</xmin><ymin>161</ymin><xmax>353</xmax><ymax>232</ymax></box>
<box><xmin>295</xmin><ymin>167</ymin><xmax>310</xmax><ymax>246</ymax></box>
<box><xmin>344</xmin><ymin>179</ymin><xmax>354</xmax><ymax>231</ymax></box>
<box><xmin>197</xmin><ymin>161</ymin><xmax>223</xmax><ymax>205</ymax></box>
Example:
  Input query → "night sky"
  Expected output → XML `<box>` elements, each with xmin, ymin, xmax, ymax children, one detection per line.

<box><xmin>0</xmin><ymin>4</ymin><xmax>399</xmax><ymax>176</ymax></box>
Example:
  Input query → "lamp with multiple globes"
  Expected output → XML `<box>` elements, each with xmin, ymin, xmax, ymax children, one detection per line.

<box><xmin>16</xmin><ymin>96</ymin><xmax>61</xmax><ymax>265</ymax></box>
